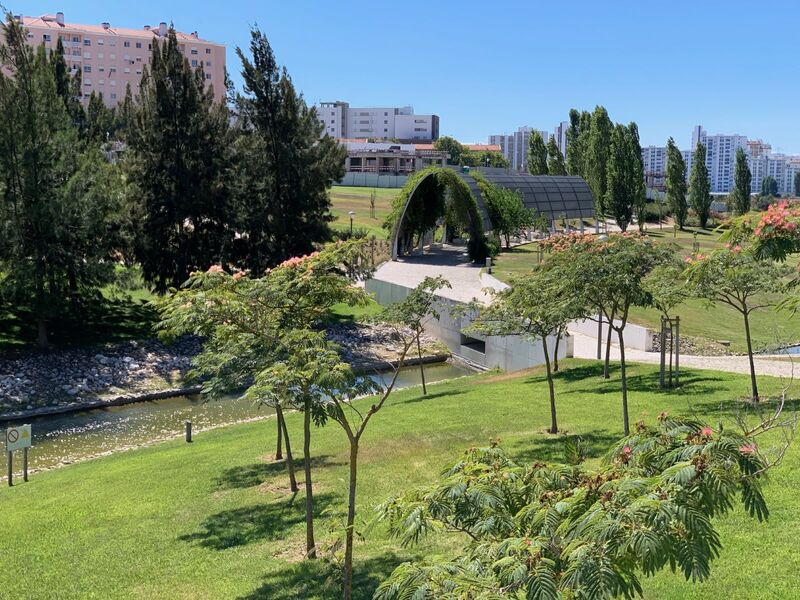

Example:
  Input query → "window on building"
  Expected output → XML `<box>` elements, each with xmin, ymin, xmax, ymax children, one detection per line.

<box><xmin>191</xmin><ymin>59</ymin><xmax>198</xmax><ymax>67</ymax></box>
<box><xmin>124</xmin><ymin>67</ymin><xmax>130</xmax><ymax>73</ymax></box>
<box><xmin>98</xmin><ymin>39</ymin><xmax>104</xmax><ymax>45</ymax></box>
<box><xmin>83</xmin><ymin>38</ymin><xmax>91</xmax><ymax>46</ymax></box>
<box><xmin>136</xmin><ymin>69</ymin><xmax>142</xmax><ymax>75</ymax></box>
<box><xmin>72</xmin><ymin>36</ymin><xmax>80</xmax><ymax>43</ymax></box>
<box><xmin>84</xmin><ymin>80</ymin><xmax>91</xmax><ymax>86</ymax></box>
<box><xmin>110</xmin><ymin>80</ymin><xmax>116</xmax><ymax>86</ymax></box>
<box><xmin>98</xmin><ymin>53</ymin><xmax>103</xmax><ymax>59</ymax></box>
<box><xmin>99</xmin><ymin>79</ymin><xmax>105</xmax><ymax>85</ymax></box>
<box><xmin>110</xmin><ymin>67</ymin><xmax>116</xmax><ymax>73</ymax></box>
<box><xmin>71</xmin><ymin>48</ymin><xmax>80</xmax><ymax>56</ymax></box>
<box><xmin>205</xmin><ymin>60</ymin><xmax>211</xmax><ymax>66</ymax></box>
<box><xmin>84</xmin><ymin>65</ymin><xmax>91</xmax><ymax>73</ymax></box>
<box><xmin>205</xmin><ymin>48</ymin><xmax>211</xmax><ymax>54</ymax></box>
<box><xmin>98</xmin><ymin>66</ymin><xmax>104</xmax><ymax>72</ymax></box>
<box><xmin>110</xmin><ymin>93</ymin><xmax>117</xmax><ymax>100</ymax></box>
<box><xmin>191</xmin><ymin>48</ymin><xmax>198</xmax><ymax>55</ymax></box>
<box><xmin>136</xmin><ymin>56</ymin><xmax>142</xmax><ymax>62</ymax></box>
<box><xmin>123</xmin><ymin>41</ymin><xmax>130</xmax><ymax>48</ymax></box>
<box><xmin>83</xmin><ymin>52</ymin><xmax>91</xmax><ymax>59</ymax></box>
<box><xmin>205</xmin><ymin>73</ymin><xmax>211</xmax><ymax>80</ymax></box>
<box><xmin>135</xmin><ymin>42</ymin><xmax>142</xmax><ymax>48</ymax></box>
<box><xmin>110</xmin><ymin>39</ymin><xmax>116</xmax><ymax>46</ymax></box>
<box><xmin>110</xmin><ymin>54</ymin><xmax>116</xmax><ymax>60</ymax></box>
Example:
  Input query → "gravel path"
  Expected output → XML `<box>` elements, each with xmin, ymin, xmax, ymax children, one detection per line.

<box><xmin>571</xmin><ymin>332</ymin><xmax>798</xmax><ymax>379</ymax></box>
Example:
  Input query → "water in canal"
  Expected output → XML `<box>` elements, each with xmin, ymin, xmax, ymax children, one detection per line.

<box><xmin>2</xmin><ymin>363</ymin><xmax>469</xmax><ymax>474</ymax></box>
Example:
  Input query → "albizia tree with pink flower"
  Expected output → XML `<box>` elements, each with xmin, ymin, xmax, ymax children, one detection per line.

<box><xmin>684</xmin><ymin>245</ymin><xmax>793</xmax><ymax>401</ymax></box>
<box><xmin>375</xmin><ymin>415</ymin><xmax>770</xmax><ymax>600</ymax></box>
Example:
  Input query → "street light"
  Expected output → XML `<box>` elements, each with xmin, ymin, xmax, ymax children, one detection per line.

<box><xmin>348</xmin><ymin>211</ymin><xmax>355</xmax><ymax>236</ymax></box>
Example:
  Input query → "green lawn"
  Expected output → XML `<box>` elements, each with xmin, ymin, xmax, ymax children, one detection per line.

<box><xmin>2</xmin><ymin>360</ymin><xmax>799</xmax><ymax>598</ymax></box>
<box><xmin>329</xmin><ymin>186</ymin><xmax>398</xmax><ymax>238</ymax></box>
<box><xmin>491</xmin><ymin>226</ymin><xmax>800</xmax><ymax>353</ymax></box>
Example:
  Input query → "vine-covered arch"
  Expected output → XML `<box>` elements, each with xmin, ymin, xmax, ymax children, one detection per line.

<box><xmin>385</xmin><ymin>167</ymin><xmax>489</xmax><ymax>262</ymax></box>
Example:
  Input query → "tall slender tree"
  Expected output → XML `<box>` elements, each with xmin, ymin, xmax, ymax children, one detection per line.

<box><xmin>689</xmin><ymin>141</ymin><xmax>712</xmax><ymax>228</ymax></box>
<box><xmin>732</xmin><ymin>147</ymin><xmax>752</xmax><ymax>215</ymax></box>
<box><xmin>794</xmin><ymin>172</ymin><xmax>800</xmax><ymax>197</ymax></box>
<box><xmin>627</xmin><ymin>123</ymin><xmax>647</xmax><ymax>231</ymax></box>
<box><xmin>605</xmin><ymin>125</ymin><xmax>633</xmax><ymax>231</ymax></box>
<box><xmin>666</xmin><ymin>137</ymin><xmax>688</xmax><ymax>229</ymax></box>
<box><xmin>546</xmin><ymin>136</ymin><xmax>567</xmax><ymax>175</ymax></box>
<box><xmin>527</xmin><ymin>130</ymin><xmax>548</xmax><ymax>175</ymax></box>
<box><xmin>565</xmin><ymin>108</ymin><xmax>590</xmax><ymax>177</ymax></box>
<box><xmin>760</xmin><ymin>175</ymin><xmax>778</xmax><ymax>198</ymax></box>
<box><xmin>585</xmin><ymin>106</ymin><xmax>613</xmax><ymax>215</ymax></box>
<box><xmin>125</xmin><ymin>29</ymin><xmax>234</xmax><ymax>293</ymax></box>
<box><xmin>233</xmin><ymin>28</ymin><xmax>346</xmax><ymax>272</ymax></box>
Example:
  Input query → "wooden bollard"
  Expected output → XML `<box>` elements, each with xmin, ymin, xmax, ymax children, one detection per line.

<box><xmin>185</xmin><ymin>420</ymin><xmax>192</xmax><ymax>443</ymax></box>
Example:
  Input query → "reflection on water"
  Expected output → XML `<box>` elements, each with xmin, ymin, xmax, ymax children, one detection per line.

<box><xmin>2</xmin><ymin>363</ymin><xmax>468</xmax><ymax>474</ymax></box>
<box><xmin>771</xmin><ymin>345</ymin><xmax>800</xmax><ymax>355</ymax></box>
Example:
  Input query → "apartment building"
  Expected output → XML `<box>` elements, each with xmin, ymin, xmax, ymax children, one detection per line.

<box><xmin>489</xmin><ymin>123</ymin><xmax>569</xmax><ymax>172</ymax></box>
<box><xmin>17</xmin><ymin>12</ymin><xmax>226</xmax><ymax>106</ymax></box>
<box><xmin>689</xmin><ymin>126</ymin><xmax>749</xmax><ymax>194</ymax></box>
<box><xmin>316</xmin><ymin>101</ymin><xmax>439</xmax><ymax>142</ymax></box>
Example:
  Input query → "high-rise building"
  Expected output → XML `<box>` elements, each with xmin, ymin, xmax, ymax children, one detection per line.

<box><xmin>690</xmin><ymin>126</ymin><xmax>749</xmax><ymax>193</ymax></box>
<box><xmin>641</xmin><ymin>145</ymin><xmax>669</xmax><ymax>190</ymax></box>
<box><xmin>315</xmin><ymin>101</ymin><xmax>439</xmax><ymax>142</ymax></box>
<box><xmin>16</xmin><ymin>12</ymin><xmax>226</xmax><ymax>107</ymax></box>
<box><xmin>488</xmin><ymin>125</ymin><xmax>563</xmax><ymax>172</ymax></box>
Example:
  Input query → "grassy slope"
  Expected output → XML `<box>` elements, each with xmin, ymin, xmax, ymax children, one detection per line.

<box><xmin>329</xmin><ymin>186</ymin><xmax>397</xmax><ymax>239</ymax></box>
<box><xmin>1</xmin><ymin>360</ymin><xmax>799</xmax><ymax>599</ymax></box>
<box><xmin>492</xmin><ymin>226</ymin><xmax>800</xmax><ymax>353</ymax></box>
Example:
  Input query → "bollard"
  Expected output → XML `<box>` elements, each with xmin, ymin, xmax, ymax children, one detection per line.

<box><xmin>485</xmin><ymin>257</ymin><xmax>492</xmax><ymax>274</ymax></box>
<box><xmin>185</xmin><ymin>420</ymin><xmax>193</xmax><ymax>443</ymax></box>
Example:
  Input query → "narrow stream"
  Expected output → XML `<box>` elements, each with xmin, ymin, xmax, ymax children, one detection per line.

<box><xmin>2</xmin><ymin>363</ymin><xmax>469</xmax><ymax>474</ymax></box>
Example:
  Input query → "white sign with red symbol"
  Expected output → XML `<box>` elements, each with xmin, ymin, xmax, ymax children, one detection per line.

<box><xmin>5</xmin><ymin>424</ymin><xmax>32</xmax><ymax>452</ymax></box>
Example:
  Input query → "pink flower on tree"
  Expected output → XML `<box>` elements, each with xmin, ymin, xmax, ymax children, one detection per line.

<box><xmin>700</xmin><ymin>426</ymin><xmax>713</xmax><ymax>437</ymax></box>
<box><xmin>206</xmin><ymin>264</ymin><xmax>225</xmax><ymax>274</ymax></box>
<box><xmin>739</xmin><ymin>444</ymin><xmax>756</xmax><ymax>455</ymax></box>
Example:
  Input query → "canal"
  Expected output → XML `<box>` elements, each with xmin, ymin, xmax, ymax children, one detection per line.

<box><xmin>2</xmin><ymin>363</ymin><xmax>469</xmax><ymax>474</ymax></box>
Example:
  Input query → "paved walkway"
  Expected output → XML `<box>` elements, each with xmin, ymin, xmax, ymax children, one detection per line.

<box><xmin>373</xmin><ymin>245</ymin><xmax>507</xmax><ymax>304</ymax></box>
<box><xmin>571</xmin><ymin>331</ymin><xmax>798</xmax><ymax>379</ymax></box>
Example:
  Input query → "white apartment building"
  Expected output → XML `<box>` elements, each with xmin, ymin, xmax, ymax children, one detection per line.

<box><xmin>489</xmin><ymin>125</ymin><xmax>565</xmax><ymax>172</ymax></box>
<box><xmin>748</xmin><ymin>154</ymin><xmax>800</xmax><ymax>195</ymax></box>
<box><xmin>690</xmin><ymin>126</ymin><xmax>749</xmax><ymax>194</ymax></box>
<box><xmin>315</xmin><ymin>101</ymin><xmax>439</xmax><ymax>142</ymax></box>
<box><xmin>17</xmin><ymin>12</ymin><xmax>226</xmax><ymax>107</ymax></box>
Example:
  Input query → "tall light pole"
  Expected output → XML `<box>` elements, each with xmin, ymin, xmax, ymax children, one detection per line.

<box><xmin>348</xmin><ymin>211</ymin><xmax>355</xmax><ymax>236</ymax></box>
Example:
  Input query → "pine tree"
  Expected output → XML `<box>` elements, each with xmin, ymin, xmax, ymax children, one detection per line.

<box><xmin>585</xmin><ymin>105</ymin><xmax>612</xmax><ymax>215</ymax></box>
<box><xmin>126</xmin><ymin>28</ymin><xmax>235</xmax><ymax>292</ymax></box>
<box><xmin>732</xmin><ymin>147</ymin><xmax>752</xmax><ymax>215</ymax></box>
<box><xmin>51</xmin><ymin>36</ymin><xmax>85</xmax><ymax>129</ymax></box>
<box><xmin>232</xmin><ymin>28</ymin><xmax>346</xmax><ymax>272</ymax></box>
<box><xmin>85</xmin><ymin>92</ymin><xmax>115</xmax><ymax>144</ymax></box>
<box><xmin>688</xmin><ymin>141</ymin><xmax>712</xmax><ymax>228</ymax></box>
<box><xmin>546</xmin><ymin>136</ymin><xmax>567</xmax><ymax>175</ymax></box>
<box><xmin>665</xmin><ymin>137</ymin><xmax>688</xmax><ymax>229</ymax></box>
<box><xmin>526</xmin><ymin>130</ymin><xmax>548</xmax><ymax>174</ymax></box>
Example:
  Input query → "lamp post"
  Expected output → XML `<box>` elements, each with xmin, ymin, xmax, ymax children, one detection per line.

<box><xmin>348</xmin><ymin>211</ymin><xmax>355</xmax><ymax>236</ymax></box>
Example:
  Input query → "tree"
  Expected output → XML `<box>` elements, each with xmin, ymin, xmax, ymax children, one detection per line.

<box><xmin>585</xmin><ymin>106</ymin><xmax>613</xmax><ymax>215</ymax></box>
<box><xmin>761</xmin><ymin>175</ymin><xmax>778</xmax><ymax>198</ymax></box>
<box><xmin>0</xmin><ymin>17</ymin><xmax>122</xmax><ymax>346</ymax></box>
<box><xmin>666</xmin><ymin>137</ymin><xmax>688</xmax><ymax>229</ymax></box>
<box><xmin>85</xmin><ymin>92</ymin><xmax>115</xmax><ymax>145</ymax></box>
<box><xmin>233</xmin><ymin>28</ymin><xmax>346</xmax><ymax>272</ymax></box>
<box><xmin>627</xmin><ymin>123</ymin><xmax>647</xmax><ymax>232</ymax></box>
<box><xmin>381</xmin><ymin>276</ymin><xmax>451</xmax><ymax>395</ymax></box>
<box><xmin>685</xmin><ymin>246</ymin><xmax>791</xmax><ymax>401</ymax></box>
<box><xmin>689</xmin><ymin>141</ymin><xmax>712</xmax><ymax>228</ymax></box>
<box><xmin>376</xmin><ymin>416</ymin><xmax>769</xmax><ymax>599</ymax></box>
<box><xmin>468</xmin><ymin>268</ymin><xmax>581</xmax><ymax>433</ymax></box>
<box><xmin>157</xmin><ymin>241</ymin><xmax>372</xmax><ymax>562</ymax></box>
<box><xmin>527</xmin><ymin>131</ymin><xmax>548</xmax><ymax>175</ymax></box>
<box><xmin>461</xmin><ymin>149</ymin><xmax>509</xmax><ymax>168</ymax></box>
<box><xmin>794</xmin><ymin>172</ymin><xmax>800</xmax><ymax>197</ymax></box>
<box><xmin>325</xmin><ymin>277</ymin><xmax>449</xmax><ymax>599</ymax></box>
<box><xmin>605</xmin><ymin>125</ymin><xmax>633</xmax><ymax>231</ymax></box>
<box><xmin>732</xmin><ymin>147</ymin><xmax>752</xmax><ymax>215</ymax></box>
<box><xmin>51</xmin><ymin>36</ymin><xmax>85</xmax><ymax>129</ymax></box>
<box><xmin>543</xmin><ymin>234</ymin><xmax>673</xmax><ymax>434</ymax></box>
<box><xmin>479</xmin><ymin>180</ymin><xmax>535</xmax><ymax>248</ymax></box>
<box><xmin>126</xmin><ymin>28</ymin><xmax>234</xmax><ymax>293</ymax></box>
<box><xmin>565</xmin><ymin>108</ymin><xmax>590</xmax><ymax>177</ymax></box>
<box><xmin>546</xmin><ymin>136</ymin><xmax>567</xmax><ymax>175</ymax></box>
<box><xmin>433</xmin><ymin>136</ymin><xmax>466</xmax><ymax>165</ymax></box>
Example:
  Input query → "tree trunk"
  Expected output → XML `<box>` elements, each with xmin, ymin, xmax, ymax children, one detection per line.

<box><xmin>542</xmin><ymin>337</ymin><xmax>558</xmax><ymax>434</ymax></box>
<box><xmin>416</xmin><ymin>331</ymin><xmax>427</xmax><ymax>396</ymax></box>
<box><xmin>302</xmin><ymin>399</ymin><xmax>316</xmax><ymax>559</ymax></box>
<box><xmin>617</xmin><ymin>328</ymin><xmax>630</xmax><ymax>436</ymax></box>
<box><xmin>553</xmin><ymin>328</ymin><xmax>561</xmax><ymax>373</ymax></box>
<box><xmin>275</xmin><ymin>411</ymin><xmax>283</xmax><ymax>460</ymax></box>
<box><xmin>276</xmin><ymin>406</ymin><xmax>298</xmax><ymax>492</ymax></box>
<box><xmin>36</xmin><ymin>318</ymin><xmax>48</xmax><ymax>349</ymax></box>
<box><xmin>604</xmin><ymin>315</ymin><xmax>614</xmax><ymax>379</ymax></box>
<box><xmin>342</xmin><ymin>440</ymin><xmax>359</xmax><ymax>600</ymax></box>
<box><xmin>743</xmin><ymin>310</ymin><xmax>759</xmax><ymax>402</ymax></box>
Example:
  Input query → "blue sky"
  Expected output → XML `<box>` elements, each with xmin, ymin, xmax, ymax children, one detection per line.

<box><xmin>16</xmin><ymin>1</ymin><xmax>800</xmax><ymax>152</ymax></box>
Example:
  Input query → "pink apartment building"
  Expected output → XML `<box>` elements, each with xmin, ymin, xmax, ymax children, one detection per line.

<box><xmin>17</xmin><ymin>12</ymin><xmax>226</xmax><ymax>106</ymax></box>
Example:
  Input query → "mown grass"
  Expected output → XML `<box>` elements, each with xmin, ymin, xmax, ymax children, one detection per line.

<box><xmin>1</xmin><ymin>360</ymin><xmax>799</xmax><ymax>598</ymax></box>
<box><xmin>329</xmin><ymin>186</ymin><xmax>398</xmax><ymax>239</ymax></box>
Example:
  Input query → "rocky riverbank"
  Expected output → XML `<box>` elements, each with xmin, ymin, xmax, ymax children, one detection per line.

<box><xmin>0</xmin><ymin>324</ymin><xmax>444</xmax><ymax>416</ymax></box>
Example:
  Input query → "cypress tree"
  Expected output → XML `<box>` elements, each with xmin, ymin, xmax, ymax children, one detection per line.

<box><xmin>126</xmin><ymin>28</ymin><xmax>235</xmax><ymax>292</ymax></box>
<box><xmin>665</xmin><ymin>137</ymin><xmax>688</xmax><ymax>229</ymax></box>
<box><xmin>566</xmin><ymin>109</ymin><xmax>591</xmax><ymax>177</ymax></box>
<box><xmin>627</xmin><ymin>123</ymin><xmax>647</xmax><ymax>231</ymax></box>
<box><xmin>732</xmin><ymin>147</ymin><xmax>752</xmax><ymax>215</ymax></box>
<box><xmin>795</xmin><ymin>172</ymin><xmax>800</xmax><ymax>197</ymax></box>
<box><xmin>688</xmin><ymin>141</ymin><xmax>712</xmax><ymax>228</ymax></box>
<box><xmin>605</xmin><ymin>125</ymin><xmax>632</xmax><ymax>231</ymax></box>
<box><xmin>527</xmin><ymin>130</ymin><xmax>548</xmax><ymax>175</ymax></box>
<box><xmin>233</xmin><ymin>28</ymin><xmax>346</xmax><ymax>272</ymax></box>
<box><xmin>546</xmin><ymin>136</ymin><xmax>567</xmax><ymax>175</ymax></box>
<box><xmin>585</xmin><ymin>106</ymin><xmax>612</xmax><ymax>215</ymax></box>
<box><xmin>760</xmin><ymin>175</ymin><xmax>778</xmax><ymax>197</ymax></box>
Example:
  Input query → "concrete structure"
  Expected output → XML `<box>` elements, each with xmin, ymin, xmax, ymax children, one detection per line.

<box><xmin>489</xmin><ymin>123</ymin><xmax>569</xmax><ymax>172</ymax></box>
<box><xmin>342</xmin><ymin>141</ymin><xmax>446</xmax><ymax>175</ymax></box>
<box><xmin>17</xmin><ymin>13</ymin><xmax>226</xmax><ymax>107</ymax></box>
<box><xmin>316</xmin><ymin>101</ymin><xmax>439</xmax><ymax>142</ymax></box>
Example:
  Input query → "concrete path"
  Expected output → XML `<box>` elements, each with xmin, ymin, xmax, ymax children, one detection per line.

<box><xmin>571</xmin><ymin>331</ymin><xmax>798</xmax><ymax>380</ymax></box>
<box><xmin>372</xmin><ymin>245</ymin><xmax>507</xmax><ymax>304</ymax></box>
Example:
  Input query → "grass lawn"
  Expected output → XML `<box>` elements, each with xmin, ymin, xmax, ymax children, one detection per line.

<box><xmin>2</xmin><ymin>360</ymin><xmax>799</xmax><ymax>598</ymax></box>
<box><xmin>329</xmin><ymin>186</ymin><xmax>398</xmax><ymax>239</ymax></box>
<box><xmin>491</xmin><ymin>226</ymin><xmax>800</xmax><ymax>353</ymax></box>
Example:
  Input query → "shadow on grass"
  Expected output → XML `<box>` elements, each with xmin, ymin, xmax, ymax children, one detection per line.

<box><xmin>549</xmin><ymin>364</ymin><xmax>727</xmax><ymax>397</ymax></box>
<box><xmin>179</xmin><ymin>493</ymin><xmax>335</xmax><ymax>550</ymax></box>
<box><xmin>238</xmin><ymin>551</ymin><xmax>413</xmax><ymax>600</ymax></box>
<box><xmin>215</xmin><ymin>455</ymin><xmax>345</xmax><ymax>491</ymax></box>
<box><xmin>394</xmin><ymin>389</ymin><xmax>468</xmax><ymax>406</ymax></box>
<box><xmin>510</xmin><ymin>430</ymin><xmax>621</xmax><ymax>465</ymax></box>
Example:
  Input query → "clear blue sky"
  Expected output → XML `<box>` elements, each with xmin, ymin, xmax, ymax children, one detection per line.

<box><xmin>16</xmin><ymin>1</ymin><xmax>800</xmax><ymax>152</ymax></box>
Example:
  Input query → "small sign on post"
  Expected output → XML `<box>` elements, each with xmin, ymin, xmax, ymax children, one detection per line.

<box><xmin>6</xmin><ymin>424</ymin><xmax>32</xmax><ymax>486</ymax></box>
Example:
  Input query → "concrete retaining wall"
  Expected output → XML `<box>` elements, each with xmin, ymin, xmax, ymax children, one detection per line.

<box><xmin>366</xmin><ymin>277</ymin><xmax>570</xmax><ymax>372</ymax></box>
<box><xmin>569</xmin><ymin>317</ymin><xmax>653</xmax><ymax>351</ymax></box>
